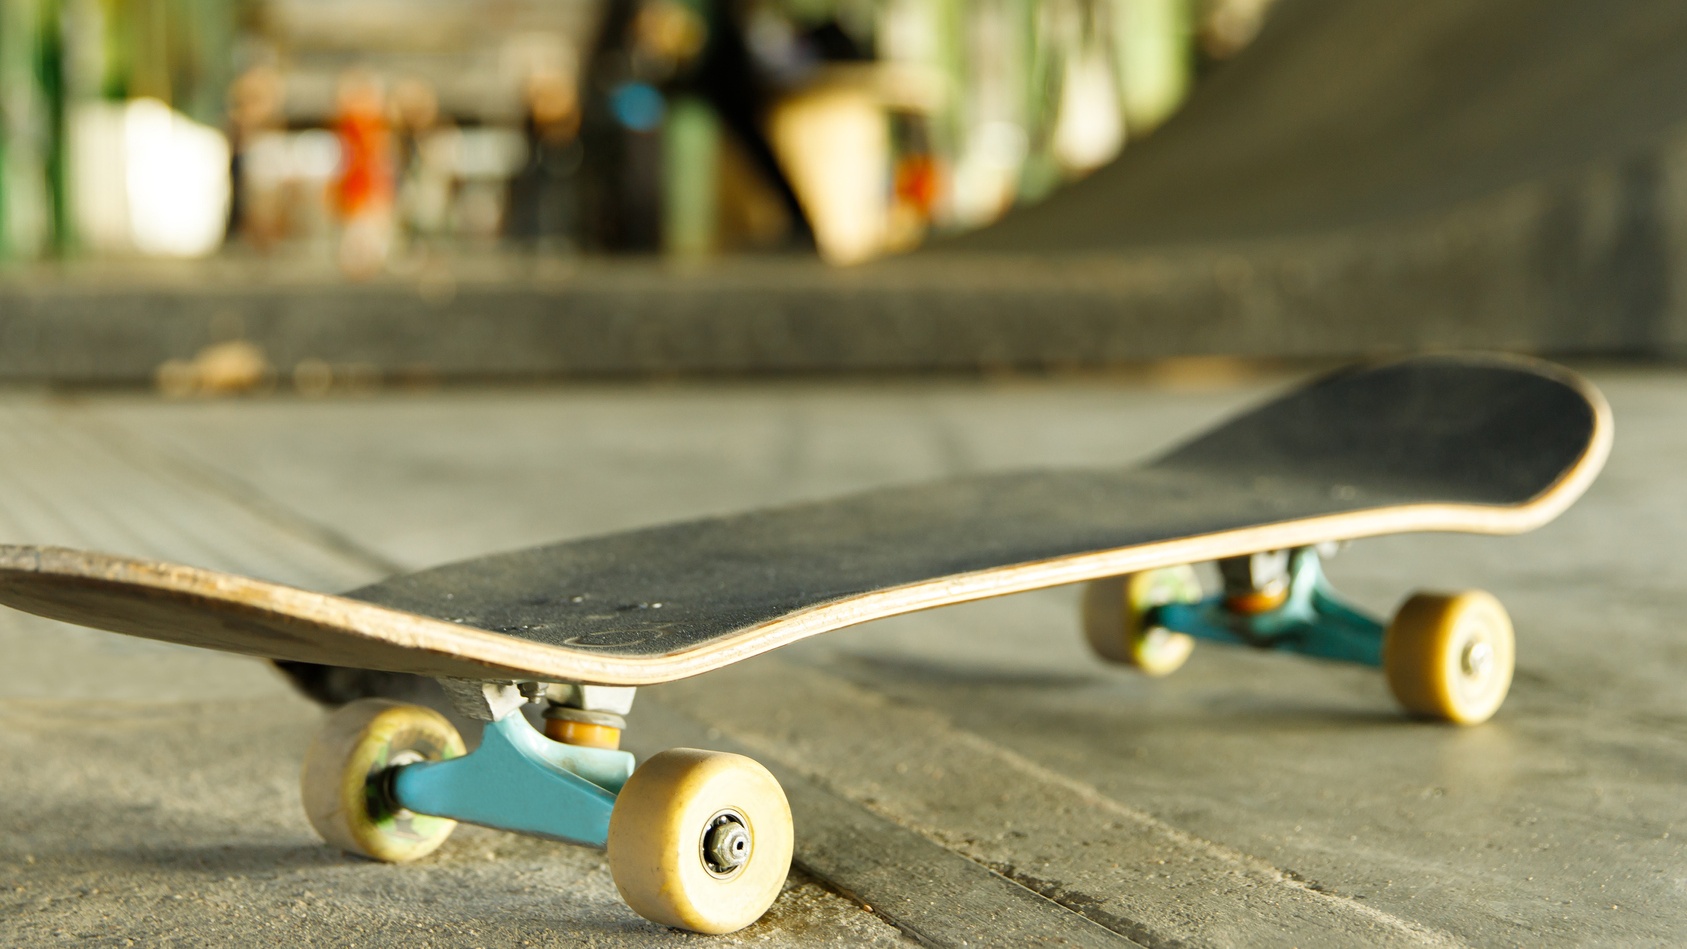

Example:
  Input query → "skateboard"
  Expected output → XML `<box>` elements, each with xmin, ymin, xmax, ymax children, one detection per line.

<box><xmin>0</xmin><ymin>353</ymin><xmax>1609</xmax><ymax>934</ymax></box>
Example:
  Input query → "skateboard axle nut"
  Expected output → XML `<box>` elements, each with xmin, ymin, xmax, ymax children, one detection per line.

<box><xmin>1461</xmin><ymin>640</ymin><xmax>1493</xmax><ymax>679</ymax></box>
<box><xmin>701</xmin><ymin>810</ymin><xmax>751</xmax><ymax>876</ymax></box>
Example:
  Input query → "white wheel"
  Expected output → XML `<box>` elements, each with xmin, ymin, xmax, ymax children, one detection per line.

<box><xmin>608</xmin><ymin>748</ymin><xmax>792</xmax><ymax>934</ymax></box>
<box><xmin>1383</xmin><ymin>590</ymin><xmax>1515</xmax><ymax>725</ymax></box>
<box><xmin>300</xmin><ymin>699</ymin><xmax>465</xmax><ymax>863</ymax></box>
<box><xmin>1082</xmin><ymin>565</ymin><xmax>1203</xmax><ymax>676</ymax></box>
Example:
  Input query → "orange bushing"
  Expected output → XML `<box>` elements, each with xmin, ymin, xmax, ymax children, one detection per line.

<box><xmin>1225</xmin><ymin>587</ymin><xmax>1289</xmax><ymax>615</ymax></box>
<box><xmin>543</xmin><ymin>717</ymin><xmax>623</xmax><ymax>750</ymax></box>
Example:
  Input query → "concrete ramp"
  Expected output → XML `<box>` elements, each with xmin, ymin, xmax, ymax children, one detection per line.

<box><xmin>942</xmin><ymin>0</ymin><xmax>1687</xmax><ymax>358</ymax></box>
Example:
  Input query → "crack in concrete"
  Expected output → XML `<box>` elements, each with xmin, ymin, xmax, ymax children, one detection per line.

<box><xmin>979</xmin><ymin>861</ymin><xmax>1192</xmax><ymax>949</ymax></box>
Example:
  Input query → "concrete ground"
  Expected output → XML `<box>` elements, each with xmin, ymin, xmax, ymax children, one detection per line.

<box><xmin>0</xmin><ymin>363</ymin><xmax>1681</xmax><ymax>947</ymax></box>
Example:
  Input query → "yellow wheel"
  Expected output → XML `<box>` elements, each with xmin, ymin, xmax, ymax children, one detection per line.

<box><xmin>608</xmin><ymin>748</ymin><xmax>792</xmax><ymax>934</ymax></box>
<box><xmin>300</xmin><ymin>698</ymin><xmax>465</xmax><ymax>863</ymax></box>
<box><xmin>1383</xmin><ymin>591</ymin><xmax>1515</xmax><ymax>725</ymax></box>
<box><xmin>1082</xmin><ymin>565</ymin><xmax>1203</xmax><ymax>676</ymax></box>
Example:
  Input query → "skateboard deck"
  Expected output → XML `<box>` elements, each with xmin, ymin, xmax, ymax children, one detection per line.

<box><xmin>0</xmin><ymin>353</ymin><xmax>1609</xmax><ymax>687</ymax></box>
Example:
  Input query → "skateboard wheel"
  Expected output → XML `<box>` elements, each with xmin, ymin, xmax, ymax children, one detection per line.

<box><xmin>1082</xmin><ymin>566</ymin><xmax>1202</xmax><ymax>676</ymax></box>
<box><xmin>608</xmin><ymin>748</ymin><xmax>792</xmax><ymax>934</ymax></box>
<box><xmin>1383</xmin><ymin>591</ymin><xmax>1515</xmax><ymax>725</ymax></box>
<box><xmin>300</xmin><ymin>699</ymin><xmax>466</xmax><ymax>863</ymax></box>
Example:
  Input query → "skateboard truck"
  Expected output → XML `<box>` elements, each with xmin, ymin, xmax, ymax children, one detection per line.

<box><xmin>385</xmin><ymin>680</ymin><xmax>634</xmax><ymax>848</ymax></box>
<box><xmin>1083</xmin><ymin>544</ymin><xmax>1518</xmax><ymax>725</ymax></box>
<box><xmin>300</xmin><ymin>679</ymin><xmax>795</xmax><ymax>934</ymax></box>
<box><xmin>1161</xmin><ymin>546</ymin><xmax>1386</xmax><ymax>666</ymax></box>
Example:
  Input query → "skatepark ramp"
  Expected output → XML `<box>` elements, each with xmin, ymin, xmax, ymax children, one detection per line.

<box><xmin>935</xmin><ymin>0</ymin><xmax>1687</xmax><ymax>360</ymax></box>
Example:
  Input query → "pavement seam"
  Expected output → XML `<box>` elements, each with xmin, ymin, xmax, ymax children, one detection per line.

<box><xmin>63</xmin><ymin>408</ymin><xmax>408</xmax><ymax>577</ymax></box>
<box><xmin>654</xmin><ymin>659</ymin><xmax>1473</xmax><ymax>949</ymax></box>
<box><xmin>631</xmin><ymin>697</ymin><xmax>1144</xmax><ymax>949</ymax></box>
<box><xmin>937</xmin><ymin>725</ymin><xmax>1465</xmax><ymax>949</ymax></box>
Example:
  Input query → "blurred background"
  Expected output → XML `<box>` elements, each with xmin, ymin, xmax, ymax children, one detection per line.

<box><xmin>3</xmin><ymin>0</ymin><xmax>1687</xmax><ymax>388</ymax></box>
<box><xmin>0</xmin><ymin>0</ymin><xmax>1264</xmax><ymax>269</ymax></box>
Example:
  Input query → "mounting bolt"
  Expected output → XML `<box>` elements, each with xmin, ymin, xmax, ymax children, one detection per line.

<box><xmin>701</xmin><ymin>811</ymin><xmax>751</xmax><ymax>876</ymax></box>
